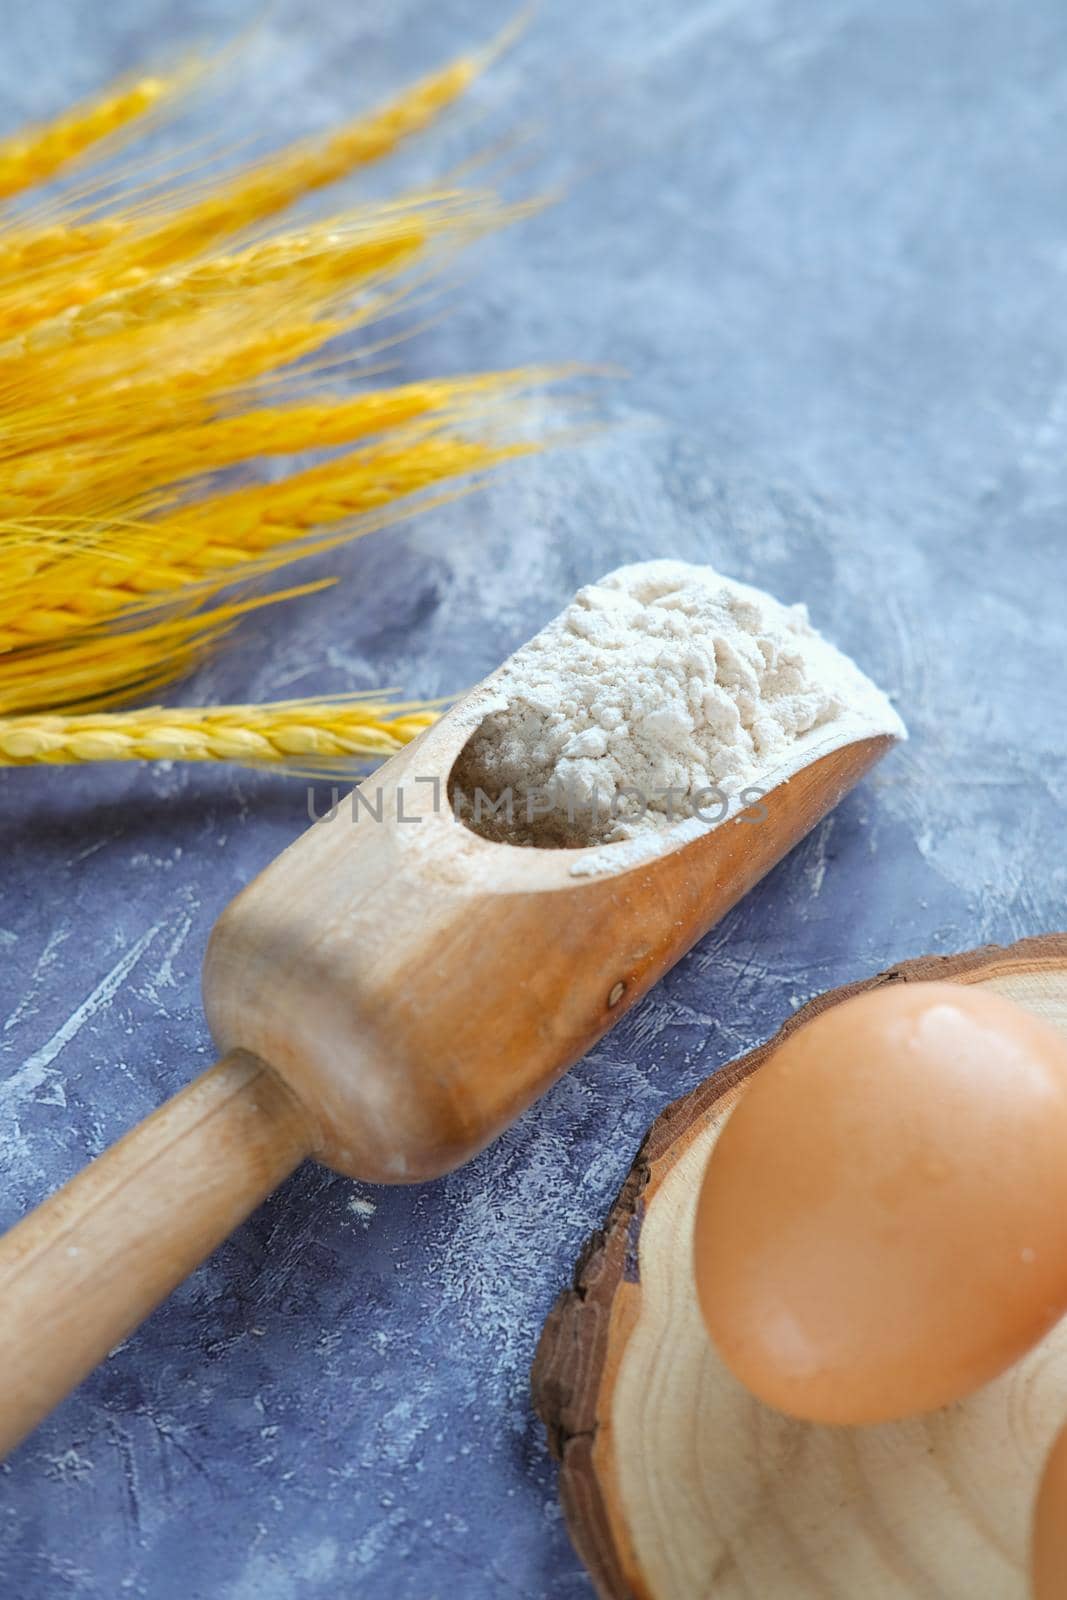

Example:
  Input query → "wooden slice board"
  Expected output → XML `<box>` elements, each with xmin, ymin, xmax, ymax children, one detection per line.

<box><xmin>532</xmin><ymin>934</ymin><xmax>1067</xmax><ymax>1600</ymax></box>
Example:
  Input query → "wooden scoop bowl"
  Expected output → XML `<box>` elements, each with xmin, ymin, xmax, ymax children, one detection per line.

<box><xmin>0</xmin><ymin>687</ymin><xmax>897</xmax><ymax>1455</ymax></box>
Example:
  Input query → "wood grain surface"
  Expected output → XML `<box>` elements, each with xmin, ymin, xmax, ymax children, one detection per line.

<box><xmin>205</xmin><ymin>690</ymin><xmax>894</xmax><ymax>1182</ymax></box>
<box><xmin>532</xmin><ymin>934</ymin><xmax>1067</xmax><ymax>1599</ymax></box>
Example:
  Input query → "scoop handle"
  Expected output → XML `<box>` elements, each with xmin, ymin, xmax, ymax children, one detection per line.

<box><xmin>0</xmin><ymin>1050</ymin><xmax>313</xmax><ymax>1457</ymax></box>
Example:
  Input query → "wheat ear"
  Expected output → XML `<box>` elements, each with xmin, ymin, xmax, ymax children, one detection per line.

<box><xmin>0</xmin><ymin>209</ymin><xmax>439</xmax><ymax>363</ymax></box>
<box><xmin>0</xmin><ymin>375</ymin><xmax>539</xmax><ymax>518</ymax></box>
<box><xmin>0</xmin><ymin>700</ymin><xmax>438</xmax><ymax>765</ymax></box>
<box><xmin>0</xmin><ymin>52</ymin><xmax>480</xmax><ymax>317</ymax></box>
<box><xmin>0</xmin><ymin>429</ymin><xmax>534</xmax><ymax>652</ymax></box>
<box><xmin>0</xmin><ymin>75</ymin><xmax>171</xmax><ymax>201</ymax></box>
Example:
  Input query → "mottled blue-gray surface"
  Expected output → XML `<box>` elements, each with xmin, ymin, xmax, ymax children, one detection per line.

<box><xmin>1</xmin><ymin>0</ymin><xmax>1065</xmax><ymax>1595</ymax></box>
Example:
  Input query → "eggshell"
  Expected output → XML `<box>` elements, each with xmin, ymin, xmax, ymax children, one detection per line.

<box><xmin>693</xmin><ymin>980</ymin><xmax>1067</xmax><ymax>1424</ymax></box>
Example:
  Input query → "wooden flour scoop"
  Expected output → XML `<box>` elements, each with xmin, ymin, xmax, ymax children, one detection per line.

<box><xmin>0</xmin><ymin>685</ymin><xmax>898</xmax><ymax>1455</ymax></box>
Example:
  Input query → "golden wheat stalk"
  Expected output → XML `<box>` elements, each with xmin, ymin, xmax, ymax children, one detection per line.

<box><xmin>0</xmin><ymin>373</ymin><xmax>541</xmax><ymax>518</ymax></box>
<box><xmin>0</xmin><ymin>581</ymin><xmax>339</xmax><ymax>715</ymax></box>
<box><xmin>0</xmin><ymin>698</ymin><xmax>438</xmax><ymax>765</ymax></box>
<box><xmin>0</xmin><ymin>220</ymin><xmax>124</xmax><ymax>278</ymax></box>
<box><xmin>0</xmin><ymin>192</ymin><xmax>527</xmax><ymax>463</ymax></box>
<box><xmin>0</xmin><ymin>185</ymin><xmax>512</xmax><ymax>354</ymax></box>
<box><xmin>0</xmin><ymin>218</ymin><xmax>418</xmax><ymax>365</ymax></box>
<box><xmin>0</xmin><ymin>28</ymin><xmax>559</xmax><ymax>769</ymax></box>
<box><xmin>0</xmin><ymin>191</ymin><xmax>502</xmax><ymax>366</ymax></box>
<box><xmin>1</xmin><ymin>312</ymin><xmax>349</xmax><ymax>460</ymax></box>
<box><xmin>1</xmin><ymin>396</ymin><xmax>412</xmax><ymax>516</ymax></box>
<box><xmin>147</xmin><ymin>432</ymin><xmax>534</xmax><ymax>569</ymax></box>
<box><xmin>0</xmin><ymin>74</ymin><xmax>172</xmax><ymax>201</ymax></box>
<box><xmin>0</xmin><ymin>425</ymin><xmax>537</xmax><ymax>653</ymax></box>
<box><xmin>0</xmin><ymin>52</ymin><xmax>480</xmax><ymax>328</ymax></box>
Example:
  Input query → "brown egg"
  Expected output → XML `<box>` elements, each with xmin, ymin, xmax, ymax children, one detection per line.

<box><xmin>693</xmin><ymin>981</ymin><xmax>1067</xmax><ymax>1425</ymax></box>
<box><xmin>1033</xmin><ymin>1417</ymin><xmax>1067</xmax><ymax>1600</ymax></box>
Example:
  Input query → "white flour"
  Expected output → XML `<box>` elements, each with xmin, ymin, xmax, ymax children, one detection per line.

<box><xmin>451</xmin><ymin>559</ymin><xmax>906</xmax><ymax>849</ymax></box>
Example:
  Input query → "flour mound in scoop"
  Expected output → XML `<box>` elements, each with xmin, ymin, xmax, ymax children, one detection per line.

<box><xmin>451</xmin><ymin>559</ymin><xmax>905</xmax><ymax>848</ymax></box>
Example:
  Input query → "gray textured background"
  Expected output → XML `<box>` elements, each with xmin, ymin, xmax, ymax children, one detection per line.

<box><xmin>1</xmin><ymin>1</ymin><xmax>1065</xmax><ymax>1596</ymax></box>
